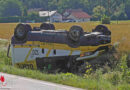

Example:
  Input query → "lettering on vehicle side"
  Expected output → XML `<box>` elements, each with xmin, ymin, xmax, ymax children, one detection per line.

<box><xmin>17</xmin><ymin>64</ymin><xmax>34</xmax><ymax>69</ymax></box>
<box><xmin>32</xmin><ymin>49</ymin><xmax>39</xmax><ymax>55</ymax></box>
<box><xmin>30</xmin><ymin>49</ymin><xmax>39</xmax><ymax>58</ymax></box>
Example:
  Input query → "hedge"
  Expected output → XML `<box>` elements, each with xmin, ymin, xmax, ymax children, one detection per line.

<box><xmin>0</xmin><ymin>16</ymin><xmax>47</xmax><ymax>23</ymax></box>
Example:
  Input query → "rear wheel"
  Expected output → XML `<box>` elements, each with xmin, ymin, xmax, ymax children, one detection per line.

<box><xmin>68</xmin><ymin>25</ymin><xmax>84</xmax><ymax>48</ymax></box>
<box><xmin>68</xmin><ymin>25</ymin><xmax>84</xmax><ymax>41</ymax></box>
<box><xmin>93</xmin><ymin>25</ymin><xmax>111</xmax><ymax>35</ymax></box>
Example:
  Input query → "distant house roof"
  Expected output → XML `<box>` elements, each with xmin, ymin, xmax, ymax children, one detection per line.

<box><xmin>39</xmin><ymin>11</ymin><xmax>57</xmax><ymax>17</ymax></box>
<box><xmin>70</xmin><ymin>11</ymin><xmax>91</xmax><ymax>19</ymax></box>
<box><xmin>63</xmin><ymin>9</ymin><xmax>91</xmax><ymax>19</ymax></box>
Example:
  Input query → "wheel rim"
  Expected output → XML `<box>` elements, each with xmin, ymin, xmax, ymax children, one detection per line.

<box><xmin>16</xmin><ymin>26</ymin><xmax>25</xmax><ymax>37</ymax></box>
<box><xmin>69</xmin><ymin>25</ymin><xmax>84</xmax><ymax>42</ymax></box>
<box><xmin>69</xmin><ymin>29</ymin><xmax>80</xmax><ymax>41</ymax></box>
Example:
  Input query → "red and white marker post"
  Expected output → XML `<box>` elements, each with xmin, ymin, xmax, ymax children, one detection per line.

<box><xmin>0</xmin><ymin>75</ymin><xmax>7</xmax><ymax>87</ymax></box>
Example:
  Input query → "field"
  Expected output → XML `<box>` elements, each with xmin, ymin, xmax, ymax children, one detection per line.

<box><xmin>0</xmin><ymin>21</ymin><xmax>130</xmax><ymax>51</ymax></box>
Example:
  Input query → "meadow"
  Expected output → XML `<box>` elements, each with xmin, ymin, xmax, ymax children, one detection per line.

<box><xmin>0</xmin><ymin>21</ymin><xmax>129</xmax><ymax>51</ymax></box>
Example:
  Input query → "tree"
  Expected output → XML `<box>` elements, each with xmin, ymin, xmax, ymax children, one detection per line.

<box><xmin>0</xmin><ymin>0</ymin><xmax>23</xmax><ymax>17</ymax></box>
<box><xmin>80</xmin><ymin>0</ymin><xmax>98</xmax><ymax>14</ymax></box>
<box><xmin>113</xmin><ymin>3</ymin><xmax>127</xmax><ymax>20</ymax></box>
<box><xmin>20</xmin><ymin>0</ymin><xmax>49</xmax><ymax>10</ymax></box>
<box><xmin>22</xmin><ymin>6</ymin><xmax>28</xmax><ymax>16</ymax></box>
<box><xmin>0</xmin><ymin>0</ymin><xmax>129</xmax><ymax>20</ymax></box>
<box><xmin>125</xmin><ymin>0</ymin><xmax>130</xmax><ymax>19</ymax></box>
<box><xmin>93</xmin><ymin>5</ymin><xmax>106</xmax><ymax>20</ymax></box>
<box><xmin>56</xmin><ymin>0</ymin><xmax>70</xmax><ymax>13</ymax></box>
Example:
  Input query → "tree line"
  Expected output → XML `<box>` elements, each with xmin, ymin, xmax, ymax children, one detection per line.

<box><xmin>0</xmin><ymin>0</ymin><xmax>130</xmax><ymax>22</ymax></box>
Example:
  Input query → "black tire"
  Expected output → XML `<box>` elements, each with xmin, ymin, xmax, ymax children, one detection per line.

<box><xmin>49</xmin><ymin>23</ymin><xmax>55</xmax><ymax>30</ymax></box>
<box><xmin>67</xmin><ymin>39</ymin><xmax>80</xmax><ymax>48</ymax></box>
<box><xmin>93</xmin><ymin>25</ymin><xmax>111</xmax><ymax>35</ymax></box>
<box><xmin>40</xmin><ymin>23</ymin><xmax>55</xmax><ymax>30</ymax></box>
<box><xmin>14</xmin><ymin>23</ymin><xmax>32</xmax><ymax>41</ymax></box>
<box><xmin>68</xmin><ymin>25</ymin><xmax>84</xmax><ymax>42</ymax></box>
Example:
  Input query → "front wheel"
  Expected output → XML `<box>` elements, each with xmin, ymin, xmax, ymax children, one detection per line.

<box><xmin>14</xmin><ymin>23</ymin><xmax>32</xmax><ymax>41</ymax></box>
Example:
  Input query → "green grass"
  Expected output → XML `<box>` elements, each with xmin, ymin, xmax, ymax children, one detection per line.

<box><xmin>0</xmin><ymin>39</ymin><xmax>130</xmax><ymax>90</ymax></box>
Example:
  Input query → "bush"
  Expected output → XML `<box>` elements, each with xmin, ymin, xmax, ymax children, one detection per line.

<box><xmin>127</xmin><ymin>54</ymin><xmax>130</xmax><ymax>67</ymax></box>
<box><xmin>111</xmin><ymin>72</ymin><xmax>121</xmax><ymax>85</ymax></box>
<box><xmin>0</xmin><ymin>17</ymin><xmax>20</xmax><ymax>23</ymax></box>
<box><xmin>102</xmin><ymin>15</ymin><xmax>111</xmax><ymax>24</ymax></box>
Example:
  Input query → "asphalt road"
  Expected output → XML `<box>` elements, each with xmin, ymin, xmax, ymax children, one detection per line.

<box><xmin>0</xmin><ymin>72</ymin><xmax>82</xmax><ymax>90</ymax></box>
